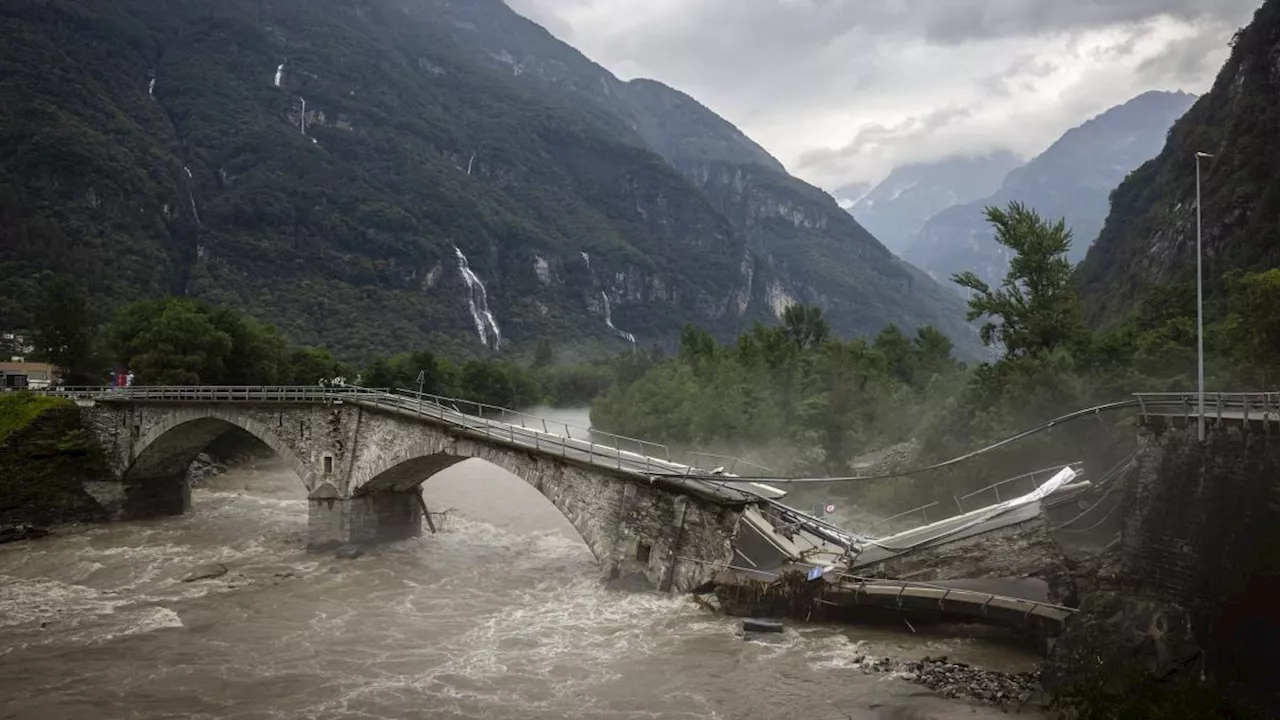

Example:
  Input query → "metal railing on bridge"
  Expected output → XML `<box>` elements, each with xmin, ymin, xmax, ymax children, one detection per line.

<box><xmin>39</xmin><ymin>385</ymin><xmax>716</xmax><ymax>481</ymax></box>
<box><xmin>1134</xmin><ymin>392</ymin><xmax>1280</xmax><ymax>424</ymax></box>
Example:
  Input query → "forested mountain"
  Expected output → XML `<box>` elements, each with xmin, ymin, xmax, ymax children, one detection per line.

<box><xmin>1078</xmin><ymin>0</ymin><xmax>1280</xmax><ymax>326</ymax></box>
<box><xmin>905</xmin><ymin>91</ymin><xmax>1197</xmax><ymax>291</ymax></box>
<box><xmin>850</xmin><ymin>152</ymin><xmax>1022</xmax><ymax>256</ymax></box>
<box><xmin>0</xmin><ymin>0</ymin><xmax>975</xmax><ymax>361</ymax></box>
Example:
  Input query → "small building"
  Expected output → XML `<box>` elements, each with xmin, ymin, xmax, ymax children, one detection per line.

<box><xmin>0</xmin><ymin>361</ymin><xmax>58</xmax><ymax>390</ymax></box>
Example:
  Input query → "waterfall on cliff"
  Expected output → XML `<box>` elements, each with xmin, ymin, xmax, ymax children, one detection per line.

<box><xmin>453</xmin><ymin>246</ymin><xmax>502</xmax><ymax>349</ymax></box>
<box><xmin>601</xmin><ymin>292</ymin><xmax>637</xmax><ymax>347</ymax></box>
<box><xmin>148</xmin><ymin>78</ymin><xmax>156</xmax><ymax>97</ymax></box>
<box><xmin>581</xmin><ymin>251</ymin><xmax>636</xmax><ymax>348</ymax></box>
<box><xmin>183</xmin><ymin>166</ymin><xmax>201</xmax><ymax>227</ymax></box>
<box><xmin>274</xmin><ymin>63</ymin><xmax>285</xmax><ymax>87</ymax></box>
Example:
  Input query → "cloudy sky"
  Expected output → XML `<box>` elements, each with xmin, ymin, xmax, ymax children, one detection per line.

<box><xmin>505</xmin><ymin>0</ymin><xmax>1259</xmax><ymax>195</ymax></box>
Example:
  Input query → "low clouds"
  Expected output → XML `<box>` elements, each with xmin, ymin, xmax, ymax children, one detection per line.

<box><xmin>506</xmin><ymin>0</ymin><xmax>1261</xmax><ymax>188</ymax></box>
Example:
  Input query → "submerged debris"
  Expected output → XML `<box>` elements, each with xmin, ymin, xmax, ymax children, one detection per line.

<box><xmin>181</xmin><ymin>563</ymin><xmax>228</xmax><ymax>582</ymax></box>
<box><xmin>741</xmin><ymin>619</ymin><xmax>784</xmax><ymax>634</ymax></box>
<box><xmin>334</xmin><ymin>544</ymin><xmax>364</xmax><ymax>560</ymax></box>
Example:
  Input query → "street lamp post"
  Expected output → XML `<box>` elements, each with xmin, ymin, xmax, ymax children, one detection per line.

<box><xmin>1195</xmin><ymin>151</ymin><xmax>1214</xmax><ymax>442</ymax></box>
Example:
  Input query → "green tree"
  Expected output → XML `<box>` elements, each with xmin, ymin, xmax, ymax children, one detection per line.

<box><xmin>952</xmin><ymin>202</ymin><xmax>1086</xmax><ymax>359</ymax></box>
<box><xmin>1224</xmin><ymin>268</ymin><xmax>1280</xmax><ymax>387</ymax></box>
<box><xmin>287</xmin><ymin>348</ymin><xmax>347</xmax><ymax>386</ymax></box>
<box><xmin>874</xmin><ymin>324</ymin><xmax>914</xmax><ymax>385</ymax></box>
<box><xmin>532</xmin><ymin>339</ymin><xmax>554</xmax><ymax>368</ymax></box>
<box><xmin>209</xmin><ymin>307</ymin><xmax>289</xmax><ymax>385</ymax></box>
<box><xmin>679</xmin><ymin>324</ymin><xmax>718</xmax><ymax>368</ymax></box>
<box><xmin>912</xmin><ymin>326</ymin><xmax>961</xmax><ymax>383</ymax></box>
<box><xmin>781</xmin><ymin>304</ymin><xmax>830</xmax><ymax>352</ymax></box>
<box><xmin>110</xmin><ymin>299</ymin><xmax>234</xmax><ymax>385</ymax></box>
<box><xmin>32</xmin><ymin>275</ymin><xmax>99</xmax><ymax>384</ymax></box>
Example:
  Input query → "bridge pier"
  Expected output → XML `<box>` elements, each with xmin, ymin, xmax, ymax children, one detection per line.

<box><xmin>306</xmin><ymin>483</ymin><xmax>422</xmax><ymax>551</ymax></box>
<box><xmin>83</xmin><ymin>476</ymin><xmax>191</xmax><ymax>521</ymax></box>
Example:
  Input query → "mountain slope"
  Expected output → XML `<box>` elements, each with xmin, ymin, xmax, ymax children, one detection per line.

<box><xmin>905</xmin><ymin>91</ymin><xmax>1197</xmax><ymax>291</ymax></box>
<box><xmin>0</xmin><ymin>0</ymin><xmax>974</xmax><ymax>359</ymax></box>
<box><xmin>850</xmin><ymin>152</ymin><xmax>1022</xmax><ymax>256</ymax></box>
<box><xmin>1078</xmin><ymin>1</ymin><xmax>1280</xmax><ymax>326</ymax></box>
<box><xmin>414</xmin><ymin>0</ymin><xmax>978</xmax><ymax>350</ymax></box>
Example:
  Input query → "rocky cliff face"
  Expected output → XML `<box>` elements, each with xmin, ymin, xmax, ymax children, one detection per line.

<box><xmin>905</xmin><ymin>91</ymin><xmax>1197</xmax><ymax>292</ymax></box>
<box><xmin>1078</xmin><ymin>1</ymin><xmax>1280</xmax><ymax>326</ymax></box>
<box><xmin>0</xmin><ymin>0</ymin><xmax>974</xmax><ymax>359</ymax></box>
<box><xmin>850</xmin><ymin>152</ymin><xmax>1022</xmax><ymax>256</ymax></box>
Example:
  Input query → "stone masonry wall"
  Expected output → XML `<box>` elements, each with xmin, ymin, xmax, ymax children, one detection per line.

<box><xmin>1048</xmin><ymin>423</ymin><xmax>1280</xmax><ymax>715</ymax></box>
<box><xmin>343</xmin><ymin>405</ymin><xmax>742</xmax><ymax>592</ymax></box>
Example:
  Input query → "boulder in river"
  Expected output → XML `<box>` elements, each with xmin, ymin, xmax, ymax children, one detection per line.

<box><xmin>334</xmin><ymin>544</ymin><xmax>364</xmax><ymax>560</ymax></box>
<box><xmin>181</xmin><ymin>563</ymin><xmax>228</xmax><ymax>582</ymax></box>
<box><xmin>0</xmin><ymin>524</ymin><xmax>50</xmax><ymax>544</ymax></box>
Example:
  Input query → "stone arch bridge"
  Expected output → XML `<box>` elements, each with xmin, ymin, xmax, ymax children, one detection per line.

<box><xmin>67</xmin><ymin>386</ymin><xmax>765</xmax><ymax>592</ymax></box>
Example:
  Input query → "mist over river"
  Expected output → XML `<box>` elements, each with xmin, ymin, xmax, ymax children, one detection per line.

<box><xmin>0</xmin><ymin>442</ymin><xmax>1045</xmax><ymax>719</ymax></box>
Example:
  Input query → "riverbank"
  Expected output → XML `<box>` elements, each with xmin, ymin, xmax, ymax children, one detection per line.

<box><xmin>0</xmin><ymin>393</ymin><xmax>106</xmax><ymax>535</ymax></box>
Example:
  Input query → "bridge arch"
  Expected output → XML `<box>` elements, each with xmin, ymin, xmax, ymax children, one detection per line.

<box><xmin>125</xmin><ymin>408</ymin><xmax>314</xmax><ymax>492</ymax></box>
<box><xmin>350</xmin><ymin>439</ymin><xmax>618</xmax><ymax>566</ymax></box>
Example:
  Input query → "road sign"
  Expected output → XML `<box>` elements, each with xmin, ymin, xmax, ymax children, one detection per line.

<box><xmin>825</xmin><ymin>504</ymin><xmax>836</xmax><ymax>514</ymax></box>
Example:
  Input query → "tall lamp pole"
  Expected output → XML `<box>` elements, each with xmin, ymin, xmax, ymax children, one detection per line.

<box><xmin>1195</xmin><ymin>151</ymin><xmax>1214</xmax><ymax>442</ymax></box>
